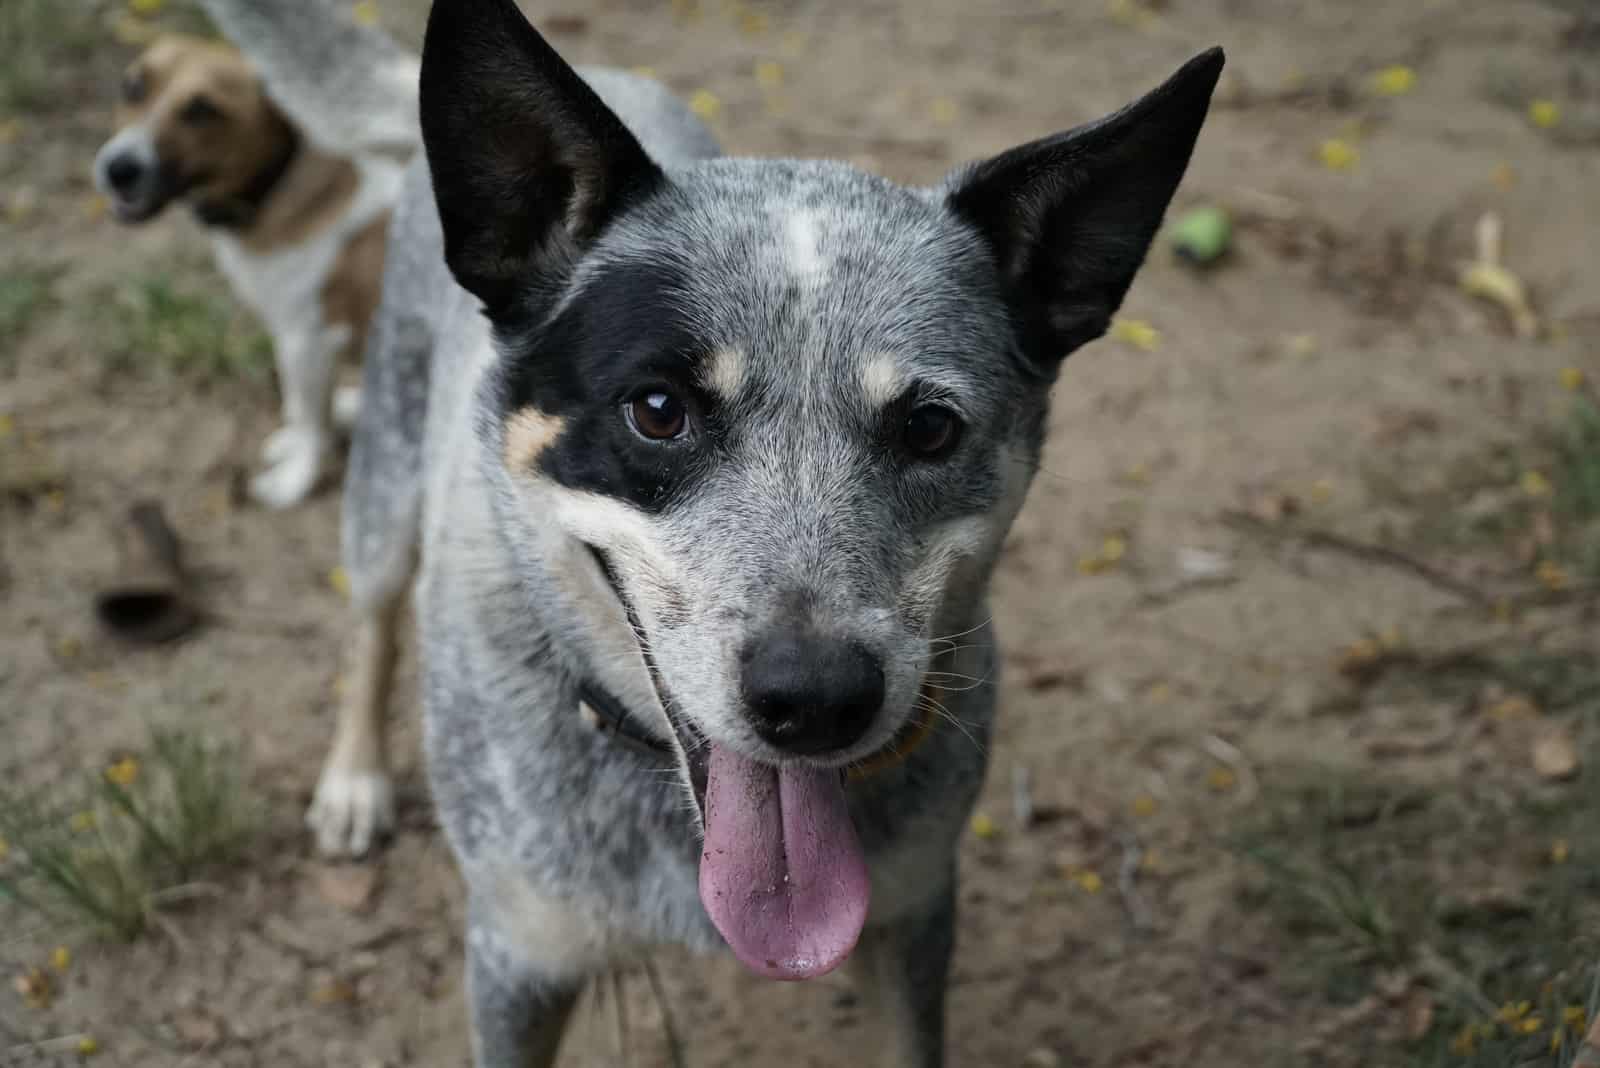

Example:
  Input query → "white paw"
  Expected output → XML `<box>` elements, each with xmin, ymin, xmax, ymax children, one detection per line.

<box><xmin>250</xmin><ymin>426</ymin><xmax>330</xmax><ymax>509</ymax></box>
<box><xmin>332</xmin><ymin>385</ymin><xmax>362</xmax><ymax>431</ymax></box>
<box><xmin>307</xmin><ymin>767</ymin><xmax>395</xmax><ymax>858</ymax></box>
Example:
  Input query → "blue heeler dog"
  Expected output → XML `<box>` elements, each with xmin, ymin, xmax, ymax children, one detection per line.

<box><xmin>209</xmin><ymin>0</ymin><xmax>1221</xmax><ymax>1061</ymax></box>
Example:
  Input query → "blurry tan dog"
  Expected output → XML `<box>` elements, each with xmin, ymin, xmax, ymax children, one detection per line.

<box><xmin>93</xmin><ymin>35</ymin><xmax>408</xmax><ymax>508</ymax></box>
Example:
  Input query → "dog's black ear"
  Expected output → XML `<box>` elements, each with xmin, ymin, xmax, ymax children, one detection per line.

<box><xmin>945</xmin><ymin>47</ymin><xmax>1224</xmax><ymax>372</ymax></box>
<box><xmin>419</xmin><ymin>0</ymin><xmax>664</xmax><ymax>315</ymax></box>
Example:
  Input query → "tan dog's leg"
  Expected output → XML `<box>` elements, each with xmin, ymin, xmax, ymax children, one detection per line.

<box><xmin>308</xmin><ymin>589</ymin><xmax>402</xmax><ymax>856</ymax></box>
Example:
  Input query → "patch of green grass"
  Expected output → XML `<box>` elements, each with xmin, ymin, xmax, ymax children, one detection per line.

<box><xmin>0</xmin><ymin>0</ymin><xmax>106</xmax><ymax>114</ymax></box>
<box><xmin>99</xmin><ymin>275</ymin><xmax>273</xmax><ymax>382</ymax></box>
<box><xmin>0</xmin><ymin>263</ymin><xmax>58</xmax><ymax>348</ymax></box>
<box><xmin>0</xmin><ymin>726</ymin><xmax>255</xmax><ymax>941</ymax></box>
<box><xmin>1549</xmin><ymin>396</ymin><xmax>1600</xmax><ymax>577</ymax></box>
<box><xmin>1231</xmin><ymin>765</ymin><xmax>1600</xmax><ymax>1066</ymax></box>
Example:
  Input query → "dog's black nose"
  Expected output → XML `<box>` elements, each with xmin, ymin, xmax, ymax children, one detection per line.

<box><xmin>105</xmin><ymin>154</ymin><xmax>144</xmax><ymax>194</ymax></box>
<box><xmin>739</xmin><ymin>634</ymin><xmax>884</xmax><ymax>756</ymax></box>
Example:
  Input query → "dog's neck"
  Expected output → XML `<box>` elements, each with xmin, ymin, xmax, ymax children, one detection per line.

<box><xmin>191</xmin><ymin>126</ymin><xmax>301</xmax><ymax>231</ymax></box>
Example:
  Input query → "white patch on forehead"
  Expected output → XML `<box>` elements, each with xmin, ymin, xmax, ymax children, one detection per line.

<box><xmin>859</xmin><ymin>352</ymin><xmax>904</xmax><ymax>409</ymax></box>
<box><xmin>785</xmin><ymin>208</ymin><xmax>829</xmax><ymax>283</ymax></box>
<box><xmin>702</xmin><ymin>347</ymin><xmax>745</xmax><ymax>400</ymax></box>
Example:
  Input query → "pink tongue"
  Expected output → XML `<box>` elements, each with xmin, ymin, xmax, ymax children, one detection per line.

<box><xmin>698</xmin><ymin>744</ymin><xmax>870</xmax><ymax>981</ymax></box>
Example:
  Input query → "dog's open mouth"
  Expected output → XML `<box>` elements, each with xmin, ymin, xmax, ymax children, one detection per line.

<box><xmin>586</xmin><ymin>545</ymin><xmax>871</xmax><ymax>982</ymax></box>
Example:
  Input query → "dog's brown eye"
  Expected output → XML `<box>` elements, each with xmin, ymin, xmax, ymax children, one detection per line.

<box><xmin>180</xmin><ymin>95</ymin><xmax>223</xmax><ymax>124</ymax></box>
<box><xmin>902</xmin><ymin>405</ymin><xmax>961</xmax><ymax>459</ymax></box>
<box><xmin>627</xmin><ymin>391</ymin><xmax>687</xmax><ymax>441</ymax></box>
<box><xmin>121</xmin><ymin>70</ymin><xmax>147</xmax><ymax>104</ymax></box>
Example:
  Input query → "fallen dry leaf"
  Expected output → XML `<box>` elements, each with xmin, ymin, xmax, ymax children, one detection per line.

<box><xmin>1533</xmin><ymin>725</ymin><xmax>1579</xmax><ymax>781</ymax></box>
<box><xmin>313</xmin><ymin>863</ymin><xmax>380</xmax><ymax>913</ymax></box>
<box><xmin>308</xmin><ymin>978</ymin><xmax>358</xmax><ymax>1005</ymax></box>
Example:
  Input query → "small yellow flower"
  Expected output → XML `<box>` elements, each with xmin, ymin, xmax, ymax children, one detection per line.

<box><xmin>1448</xmin><ymin>1024</ymin><xmax>1476</xmax><ymax>1055</ymax></box>
<box><xmin>969</xmin><ymin>812</ymin><xmax>998</xmax><ymax>839</ymax></box>
<box><xmin>1560</xmin><ymin>367</ymin><xmax>1585</xmax><ymax>392</ymax></box>
<box><xmin>738</xmin><ymin>10</ymin><xmax>767</xmax><ymax>35</ymax></box>
<box><xmin>689</xmin><ymin>89</ymin><xmax>723</xmax><ymax>121</ymax></box>
<box><xmin>69</xmin><ymin>810</ymin><xmax>96</xmax><ymax>834</ymax></box>
<box><xmin>1552</xmin><ymin>1030</ymin><xmax>1565</xmax><ymax>1052</ymax></box>
<box><xmin>1521</xmin><ymin>470</ymin><xmax>1552</xmax><ymax>498</ymax></box>
<box><xmin>1073</xmin><ymin>870</ymin><xmax>1103</xmax><ymax>893</ymax></box>
<box><xmin>105</xmin><ymin>756</ymin><xmax>139</xmax><ymax>787</ymax></box>
<box><xmin>1497</xmin><ymin>1000</ymin><xmax>1532</xmax><ymax>1023</ymax></box>
<box><xmin>78</xmin><ymin>1036</ymin><xmax>100</xmax><ymax>1056</ymax></box>
<box><xmin>328</xmin><ymin>566</ymin><xmax>351</xmax><ymax>597</ymax></box>
<box><xmin>351</xmin><ymin>0</ymin><xmax>379</xmax><ymax>26</ymax></box>
<box><xmin>128</xmin><ymin>0</ymin><xmax>164</xmax><ymax>15</ymax></box>
<box><xmin>1536</xmin><ymin>559</ymin><xmax>1570</xmax><ymax>591</ymax></box>
<box><xmin>754</xmin><ymin>60</ymin><xmax>784</xmax><ymax>90</ymax></box>
<box><xmin>50</xmin><ymin>946</ymin><xmax>70</xmax><ymax>972</ymax></box>
<box><xmin>1132</xmin><ymin>794</ymin><xmax>1158</xmax><ymax>818</ymax></box>
<box><xmin>1371</xmin><ymin>65</ymin><xmax>1416</xmax><ymax>97</ymax></box>
<box><xmin>929</xmin><ymin>97</ymin><xmax>960</xmax><ymax>125</ymax></box>
<box><xmin>1110</xmin><ymin>318</ymin><xmax>1160</xmax><ymax>351</ymax></box>
<box><xmin>1551</xmin><ymin>838</ymin><xmax>1571</xmax><ymax>864</ymax></box>
<box><xmin>630</xmin><ymin>66</ymin><xmax>658</xmax><ymax>80</ymax></box>
<box><xmin>1310</xmin><ymin>478</ymin><xmax>1334</xmax><ymax>504</ymax></box>
<box><xmin>1207</xmin><ymin>766</ymin><xmax>1237</xmax><ymax>792</ymax></box>
<box><xmin>1529</xmin><ymin>99</ymin><xmax>1561</xmax><ymax>129</ymax></box>
<box><xmin>1318</xmin><ymin>138</ymin><xmax>1359</xmax><ymax>172</ymax></box>
<box><xmin>1518</xmin><ymin>1016</ymin><xmax>1543</xmax><ymax>1034</ymax></box>
<box><xmin>1101</xmin><ymin>534</ymin><xmax>1127</xmax><ymax>563</ymax></box>
<box><xmin>1564</xmin><ymin>1005</ymin><xmax>1587</xmax><ymax>1031</ymax></box>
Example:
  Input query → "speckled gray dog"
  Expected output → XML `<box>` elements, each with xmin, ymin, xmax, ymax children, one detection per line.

<box><xmin>253</xmin><ymin>0</ymin><xmax>1221</xmax><ymax>1062</ymax></box>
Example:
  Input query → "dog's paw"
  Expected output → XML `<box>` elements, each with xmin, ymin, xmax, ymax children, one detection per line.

<box><xmin>251</xmin><ymin>426</ymin><xmax>330</xmax><ymax>509</ymax></box>
<box><xmin>332</xmin><ymin>385</ymin><xmax>362</xmax><ymax>431</ymax></box>
<box><xmin>307</xmin><ymin>767</ymin><xmax>395</xmax><ymax>858</ymax></box>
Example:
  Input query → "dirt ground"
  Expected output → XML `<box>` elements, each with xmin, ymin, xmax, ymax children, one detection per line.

<box><xmin>4</xmin><ymin>0</ymin><xmax>1599</xmax><ymax>1065</ymax></box>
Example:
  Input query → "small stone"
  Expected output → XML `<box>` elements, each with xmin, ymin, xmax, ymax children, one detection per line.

<box><xmin>1023</xmin><ymin>1050</ymin><xmax>1062</xmax><ymax>1068</ymax></box>
<box><xmin>1533</xmin><ymin>725</ymin><xmax>1579</xmax><ymax>781</ymax></box>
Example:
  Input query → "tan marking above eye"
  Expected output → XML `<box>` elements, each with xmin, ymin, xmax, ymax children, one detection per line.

<box><xmin>503</xmin><ymin>407</ymin><xmax>566</xmax><ymax>471</ymax></box>
<box><xmin>859</xmin><ymin>353</ymin><xmax>904</xmax><ymax>410</ymax></box>
<box><xmin>702</xmin><ymin>348</ymin><xmax>745</xmax><ymax>399</ymax></box>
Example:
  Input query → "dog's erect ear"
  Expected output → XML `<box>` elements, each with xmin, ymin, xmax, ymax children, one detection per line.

<box><xmin>945</xmin><ymin>47</ymin><xmax>1224</xmax><ymax>372</ymax></box>
<box><xmin>419</xmin><ymin>0</ymin><xmax>664</xmax><ymax>315</ymax></box>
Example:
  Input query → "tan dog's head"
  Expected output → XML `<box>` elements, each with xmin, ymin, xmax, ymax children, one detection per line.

<box><xmin>94</xmin><ymin>35</ymin><xmax>295</xmax><ymax>225</ymax></box>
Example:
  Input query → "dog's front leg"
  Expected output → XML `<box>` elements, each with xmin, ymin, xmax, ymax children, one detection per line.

<box><xmin>847</xmin><ymin>879</ymin><xmax>957</xmax><ymax>1067</ymax></box>
<box><xmin>250</xmin><ymin>323</ymin><xmax>343</xmax><ymax>509</ymax></box>
<box><xmin>466</xmin><ymin>915</ymin><xmax>580</xmax><ymax>1068</ymax></box>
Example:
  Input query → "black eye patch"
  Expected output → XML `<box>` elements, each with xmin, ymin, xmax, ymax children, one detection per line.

<box><xmin>180</xmin><ymin>95</ymin><xmax>224</xmax><ymax>125</ymax></box>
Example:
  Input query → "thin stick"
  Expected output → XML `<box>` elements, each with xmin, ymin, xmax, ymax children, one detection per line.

<box><xmin>610</xmin><ymin>970</ymin><xmax>630</xmax><ymax>1067</ymax></box>
<box><xmin>1116</xmin><ymin>830</ymin><xmax>1153</xmax><ymax>934</ymax></box>
<box><xmin>1222</xmin><ymin>510</ymin><xmax>1494</xmax><ymax>607</ymax></box>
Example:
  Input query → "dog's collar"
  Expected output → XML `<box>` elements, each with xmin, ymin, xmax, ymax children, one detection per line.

<box><xmin>191</xmin><ymin>126</ymin><xmax>301</xmax><ymax>230</ymax></box>
<box><xmin>575</xmin><ymin>679</ymin><xmax>938</xmax><ymax>780</ymax></box>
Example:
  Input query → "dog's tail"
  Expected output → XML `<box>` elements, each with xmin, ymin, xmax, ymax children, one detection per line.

<box><xmin>197</xmin><ymin>0</ymin><xmax>420</xmax><ymax>158</ymax></box>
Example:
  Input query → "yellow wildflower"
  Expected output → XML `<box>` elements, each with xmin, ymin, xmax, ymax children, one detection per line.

<box><xmin>128</xmin><ymin>0</ymin><xmax>164</xmax><ymax>14</ymax></box>
<box><xmin>78</xmin><ymin>1037</ymin><xmax>100</xmax><ymax>1055</ymax></box>
<box><xmin>689</xmin><ymin>90</ymin><xmax>722</xmax><ymax>121</ymax></box>
<box><xmin>69</xmin><ymin>810</ymin><xmax>96</xmax><ymax>834</ymax></box>
<box><xmin>969</xmin><ymin>813</ymin><xmax>998</xmax><ymax>840</ymax></box>
<box><xmin>351</xmin><ymin>0</ymin><xmax>379</xmax><ymax>26</ymax></box>
<box><xmin>754</xmin><ymin>60</ymin><xmax>784</xmax><ymax>90</ymax></box>
<box><xmin>1560</xmin><ymin>367</ymin><xmax>1585</xmax><ymax>392</ymax></box>
<box><xmin>1110</xmin><ymin>318</ymin><xmax>1160</xmax><ymax>351</ymax></box>
<box><xmin>1564</xmin><ymin>1005</ymin><xmax>1587</xmax><ymax>1031</ymax></box>
<box><xmin>1318</xmin><ymin>139</ymin><xmax>1358</xmax><ymax>171</ymax></box>
<box><xmin>1497</xmin><ymin>1000</ymin><xmax>1532</xmax><ymax>1023</ymax></box>
<box><xmin>1073</xmin><ymin>870</ymin><xmax>1103</xmax><ymax>893</ymax></box>
<box><xmin>1518</xmin><ymin>1016</ymin><xmax>1543</xmax><ymax>1034</ymax></box>
<box><xmin>1551</xmin><ymin>838</ymin><xmax>1571</xmax><ymax>864</ymax></box>
<box><xmin>1207</xmin><ymin>766</ymin><xmax>1237</xmax><ymax>792</ymax></box>
<box><xmin>105</xmin><ymin>756</ymin><xmax>139</xmax><ymax>787</ymax></box>
<box><xmin>1371</xmin><ymin>65</ymin><xmax>1416</xmax><ymax>97</ymax></box>
<box><xmin>50</xmin><ymin>946</ymin><xmax>70</xmax><ymax>972</ymax></box>
<box><xmin>1448</xmin><ymin>1024</ymin><xmax>1476</xmax><ymax>1055</ymax></box>
<box><xmin>1536</xmin><ymin>560</ymin><xmax>1570</xmax><ymax>591</ymax></box>
<box><xmin>1521</xmin><ymin>470</ymin><xmax>1552</xmax><ymax>498</ymax></box>
<box><xmin>328</xmin><ymin>566</ymin><xmax>351</xmax><ymax>597</ymax></box>
<box><xmin>1529</xmin><ymin>99</ymin><xmax>1561</xmax><ymax>129</ymax></box>
<box><xmin>1101</xmin><ymin>534</ymin><xmax>1127</xmax><ymax>563</ymax></box>
<box><xmin>1132</xmin><ymin>794</ymin><xmax>1158</xmax><ymax>818</ymax></box>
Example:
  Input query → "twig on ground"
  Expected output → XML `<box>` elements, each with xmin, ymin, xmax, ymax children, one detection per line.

<box><xmin>1116</xmin><ymin>830</ymin><xmax>1154</xmax><ymax>934</ymax></box>
<box><xmin>643</xmin><ymin>960</ymin><xmax>688</xmax><ymax>1068</ymax></box>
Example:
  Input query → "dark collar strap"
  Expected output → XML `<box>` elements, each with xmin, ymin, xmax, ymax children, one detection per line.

<box><xmin>578</xmin><ymin>681</ymin><xmax>673</xmax><ymax>759</ymax></box>
<box><xmin>192</xmin><ymin>126</ymin><xmax>301</xmax><ymax>230</ymax></box>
